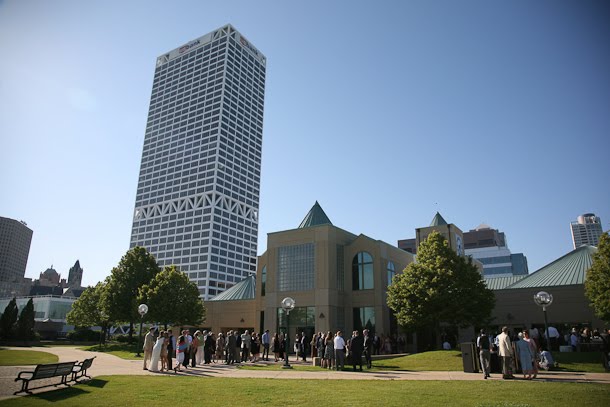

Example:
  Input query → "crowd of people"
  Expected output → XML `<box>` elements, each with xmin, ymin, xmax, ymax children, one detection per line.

<box><xmin>141</xmin><ymin>327</ymin><xmax>387</xmax><ymax>373</ymax></box>
<box><xmin>476</xmin><ymin>325</ymin><xmax>610</xmax><ymax>380</ymax></box>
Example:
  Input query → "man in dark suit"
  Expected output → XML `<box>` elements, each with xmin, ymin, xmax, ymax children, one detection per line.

<box><xmin>363</xmin><ymin>329</ymin><xmax>373</xmax><ymax>369</ymax></box>
<box><xmin>350</xmin><ymin>330</ymin><xmax>364</xmax><ymax>371</ymax></box>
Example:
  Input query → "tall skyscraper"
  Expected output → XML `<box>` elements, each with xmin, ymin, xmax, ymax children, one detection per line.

<box><xmin>0</xmin><ymin>216</ymin><xmax>33</xmax><ymax>298</ymax></box>
<box><xmin>129</xmin><ymin>24</ymin><xmax>266</xmax><ymax>299</ymax></box>
<box><xmin>570</xmin><ymin>213</ymin><xmax>603</xmax><ymax>248</ymax></box>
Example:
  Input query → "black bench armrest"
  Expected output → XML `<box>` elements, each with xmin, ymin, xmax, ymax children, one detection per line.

<box><xmin>15</xmin><ymin>370</ymin><xmax>34</xmax><ymax>380</ymax></box>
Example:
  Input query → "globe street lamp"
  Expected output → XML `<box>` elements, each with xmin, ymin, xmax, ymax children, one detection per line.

<box><xmin>281</xmin><ymin>297</ymin><xmax>295</xmax><ymax>369</ymax></box>
<box><xmin>533</xmin><ymin>291</ymin><xmax>553</xmax><ymax>349</ymax></box>
<box><xmin>136</xmin><ymin>303</ymin><xmax>148</xmax><ymax>357</ymax></box>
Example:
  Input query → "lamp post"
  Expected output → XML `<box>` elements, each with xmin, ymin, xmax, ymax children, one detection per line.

<box><xmin>135</xmin><ymin>303</ymin><xmax>148</xmax><ymax>357</ymax></box>
<box><xmin>533</xmin><ymin>291</ymin><xmax>553</xmax><ymax>349</ymax></box>
<box><xmin>281</xmin><ymin>297</ymin><xmax>295</xmax><ymax>369</ymax></box>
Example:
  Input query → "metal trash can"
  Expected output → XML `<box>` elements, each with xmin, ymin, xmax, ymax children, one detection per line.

<box><xmin>460</xmin><ymin>342</ymin><xmax>479</xmax><ymax>373</ymax></box>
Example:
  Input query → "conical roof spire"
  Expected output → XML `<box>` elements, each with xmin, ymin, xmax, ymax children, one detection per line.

<box><xmin>430</xmin><ymin>212</ymin><xmax>448</xmax><ymax>226</ymax></box>
<box><xmin>298</xmin><ymin>201</ymin><xmax>332</xmax><ymax>228</ymax></box>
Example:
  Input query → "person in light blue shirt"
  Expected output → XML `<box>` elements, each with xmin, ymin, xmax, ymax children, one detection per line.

<box><xmin>262</xmin><ymin>330</ymin><xmax>270</xmax><ymax>361</ymax></box>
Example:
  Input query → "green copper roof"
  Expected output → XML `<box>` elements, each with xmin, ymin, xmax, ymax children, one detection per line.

<box><xmin>484</xmin><ymin>275</ymin><xmax>527</xmax><ymax>290</ymax></box>
<box><xmin>209</xmin><ymin>275</ymin><xmax>255</xmax><ymax>301</ymax></box>
<box><xmin>298</xmin><ymin>201</ymin><xmax>333</xmax><ymax>228</ymax></box>
<box><xmin>503</xmin><ymin>245</ymin><xmax>597</xmax><ymax>289</ymax></box>
<box><xmin>429</xmin><ymin>212</ymin><xmax>448</xmax><ymax>226</ymax></box>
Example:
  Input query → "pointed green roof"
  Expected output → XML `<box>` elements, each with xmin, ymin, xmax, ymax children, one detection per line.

<box><xmin>503</xmin><ymin>245</ymin><xmax>597</xmax><ymax>289</ymax></box>
<box><xmin>298</xmin><ymin>201</ymin><xmax>332</xmax><ymax>228</ymax></box>
<box><xmin>209</xmin><ymin>275</ymin><xmax>255</xmax><ymax>301</ymax></box>
<box><xmin>430</xmin><ymin>212</ymin><xmax>448</xmax><ymax>226</ymax></box>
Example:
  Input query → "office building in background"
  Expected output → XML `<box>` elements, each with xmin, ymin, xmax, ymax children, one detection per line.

<box><xmin>570</xmin><ymin>213</ymin><xmax>603</xmax><ymax>249</ymax></box>
<box><xmin>129</xmin><ymin>24</ymin><xmax>266</xmax><ymax>299</ymax></box>
<box><xmin>0</xmin><ymin>217</ymin><xmax>33</xmax><ymax>298</ymax></box>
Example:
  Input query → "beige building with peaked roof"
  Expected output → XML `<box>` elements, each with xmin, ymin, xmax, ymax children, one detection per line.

<box><xmin>204</xmin><ymin>202</ymin><xmax>413</xmax><ymax>339</ymax></box>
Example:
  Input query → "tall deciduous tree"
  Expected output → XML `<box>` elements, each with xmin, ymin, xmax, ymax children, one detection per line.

<box><xmin>67</xmin><ymin>282</ymin><xmax>108</xmax><ymax>328</ymax></box>
<box><xmin>103</xmin><ymin>247</ymin><xmax>160</xmax><ymax>341</ymax></box>
<box><xmin>17</xmin><ymin>298</ymin><xmax>35</xmax><ymax>341</ymax></box>
<box><xmin>585</xmin><ymin>232</ymin><xmax>610</xmax><ymax>323</ymax></box>
<box><xmin>0</xmin><ymin>297</ymin><xmax>19</xmax><ymax>340</ymax></box>
<box><xmin>387</xmin><ymin>231</ymin><xmax>495</xmax><ymax>344</ymax></box>
<box><xmin>139</xmin><ymin>265</ymin><xmax>206</xmax><ymax>328</ymax></box>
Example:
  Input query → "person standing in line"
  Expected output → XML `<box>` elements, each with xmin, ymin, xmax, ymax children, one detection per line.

<box><xmin>363</xmin><ymin>329</ymin><xmax>373</xmax><ymax>369</ymax></box>
<box><xmin>261</xmin><ymin>329</ymin><xmax>270</xmax><ymax>361</ymax></box>
<box><xmin>300</xmin><ymin>332</ymin><xmax>308</xmax><ymax>362</ymax></box>
<box><xmin>160</xmin><ymin>331</ymin><xmax>169</xmax><ymax>371</ymax></box>
<box><xmin>167</xmin><ymin>329</ymin><xmax>175</xmax><ymax>370</ymax></box>
<box><xmin>215</xmin><ymin>332</ymin><xmax>225</xmax><ymax>363</ymax></box>
<box><xmin>294</xmin><ymin>333</ymin><xmax>301</xmax><ymax>362</ymax></box>
<box><xmin>477</xmin><ymin>329</ymin><xmax>492</xmax><ymax>379</ymax></box>
<box><xmin>233</xmin><ymin>330</ymin><xmax>241</xmax><ymax>363</ymax></box>
<box><xmin>323</xmin><ymin>331</ymin><xmax>335</xmax><ymax>370</ymax></box>
<box><xmin>174</xmin><ymin>335</ymin><xmax>187</xmax><ymax>372</ymax></box>
<box><xmin>149</xmin><ymin>330</ymin><xmax>165</xmax><ymax>372</ymax></box>
<box><xmin>497</xmin><ymin>326</ymin><xmax>514</xmax><ymax>379</ymax></box>
<box><xmin>570</xmin><ymin>328</ymin><xmax>580</xmax><ymax>352</ymax></box>
<box><xmin>272</xmin><ymin>333</ymin><xmax>281</xmax><ymax>362</ymax></box>
<box><xmin>515</xmin><ymin>332</ymin><xmax>535</xmax><ymax>379</ymax></box>
<box><xmin>523</xmin><ymin>330</ymin><xmax>538</xmax><ymax>378</ymax></box>
<box><xmin>350</xmin><ymin>330</ymin><xmax>364</xmax><ymax>371</ymax></box>
<box><xmin>279</xmin><ymin>333</ymin><xmax>286</xmax><ymax>361</ymax></box>
<box><xmin>181</xmin><ymin>329</ymin><xmax>192</xmax><ymax>369</ymax></box>
<box><xmin>334</xmin><ymin>330</ymin><xmax>346</xmax><ymax>371</ymax></box>
<box><xmin>241</xmin><ymin>330</ymin><xmax>252</xmax><ymax>362</ymax></box>
<box><xmin>226</xmin><ymin>330</ymin><xmax>236</xmax><ymax>364</ymax></box>
<box><xmin>143</xmin><ymin>327</ymin><xmax>155</xmax><ymax>370</ymax></box>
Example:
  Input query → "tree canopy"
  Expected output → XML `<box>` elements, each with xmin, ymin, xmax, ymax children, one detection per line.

<box><xmin>585</xmin><ymin>232</ymin><xmax>610</xmax><ymax>323</ymax></box>
<box><xmin>0</xmin><ymin>297</ymin><xmax>18</xmax><ymax>340</ymax></box>
<box><xmin>67</xmin><ymin>282</ymin><xmax>109</xmax><ymax>328</ymax></box>
<box><xmin>387</xmin><ymin>231</ymin><xmax>495</xmax><ymax>330</ymax></box>
<box><xmin>102</xmin><ymin>247</ymin><xmax>160</xmax><ymax>338</ymax></box>
<box><xmin>139</xmin><ymin>265</ymin><xmax>206</xmax><ymax>328</ymax></box>
<box><xmin>17</xmin><ymin>298</ymin><xmax>35</xmax><ymax>340</ymax></box>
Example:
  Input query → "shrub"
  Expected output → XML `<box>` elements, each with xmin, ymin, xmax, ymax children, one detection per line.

<box><xmin>114</xmin><ymin>334</ymin><xmax>131</xmax><ymax>343</ymax></box>
<box><xmin>67</xmin><ymin>329</ymin><xmax>100</xmax><ymax>342</ymax></box>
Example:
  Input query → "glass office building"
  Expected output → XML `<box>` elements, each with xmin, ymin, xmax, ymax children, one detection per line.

<box><xmin>130</xmin><ymin>25</ymin><xmax>266</xmax><ymax>299</ymax></box>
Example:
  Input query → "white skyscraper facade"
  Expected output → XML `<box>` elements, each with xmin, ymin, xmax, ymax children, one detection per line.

<box><xmin>130</xmin><ymin>25</ymin><xmax>266</xmax><ymax>299</ymax></box>
<box><xmin>570</xmin><ymin>213</ymin><xmax>603</xmax><ymax>249</ymax></box>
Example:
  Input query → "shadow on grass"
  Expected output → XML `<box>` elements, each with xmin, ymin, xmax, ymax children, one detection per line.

<box><xmin>28</xmin><ymin>379</ymin><xmax>108</xmax><ymax>402</ymax></box>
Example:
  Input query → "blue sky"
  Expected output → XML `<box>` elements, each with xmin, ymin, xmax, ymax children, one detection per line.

<box><xmin>1</xmin><ymin>0</ymin><xmax>608</xmax><ymax>287</ymax></box>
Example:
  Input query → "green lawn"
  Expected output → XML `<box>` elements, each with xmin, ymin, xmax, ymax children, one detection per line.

<box><xmin>0</xmin><ymin>349</ymin><xmax>58</xmax><ymax>366</ymax></box>
<box><xmin>375</xmin><ymin>350</ymin><xmax>463</xmax><ymax>371</ymax></box>
<box><xmin>552</xmin><ymin>351</ymin><xmax>607</xmax><ymax>373</ymax></box>
<box><xmin>79</xmin><ymin>343</ymin><xmax>142</xmax><ymax>360</ymax></box>
<box><xmin>239</xmin><ymin>350</ymin><xmax>463</xmax><ymax>372</ymax></box>
<box><xmin>0</xmin><ymin>376</ymin><xmax>608</xmax><ymax>406</ymax></box>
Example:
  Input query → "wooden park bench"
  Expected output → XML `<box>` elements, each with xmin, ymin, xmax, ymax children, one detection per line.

<box><xmin>71</xmin><ymin>357</ymin><xmax>96</xmax><ymax>382</ymax></box>
<box><xmin>14</xmin><ymin>361</ymin><xmax>76</xmax><ymax>395</ymax></box>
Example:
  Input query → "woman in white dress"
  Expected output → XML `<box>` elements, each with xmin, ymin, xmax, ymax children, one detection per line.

<box><xmin>149</xmin><ymin>330</ymin><xmax>165</xmax><ymax>372</ymax></box>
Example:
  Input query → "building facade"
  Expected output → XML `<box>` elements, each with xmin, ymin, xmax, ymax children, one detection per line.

<box><xmin>463</xmin><ymin>224</ymin><xmax>529</xmax><ymax>278</ymax></box>
<box><xmin>0</xmin><ymin>217</ymin><xmax>33</xmax><ymax>298</ymax></box>
<box><xmin>129</xmin><ymin>24</ymin><xmax>266</xmax><ymax>299</ymax></box>
<box><xmin>487</xmin><ymin>245</ymin><xmax>605</xmax><ymax>336</ymax></box>
<box><xmin>399</xmin><ymin>217</ymin><xmax>528</xmax><ymax>278</ymax></box>
<box><xmin>0</xmin><ymin>295</ymin><xmax>78</xmax><ymax>339</ymax></box>
<box><xmin>570</xmin><ymin>213</ymin><xmax>603</xmax><ymax>249</ymax></box>
<box><xmin>204</xmin><ymin>203</ymin><xmax>414</xmax><ymax>339</ymax></box>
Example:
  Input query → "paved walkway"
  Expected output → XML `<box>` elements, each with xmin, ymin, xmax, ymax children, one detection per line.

<box><xmin>1</xmin><ymin>346</ymin><xmax>608</xmax><ymax>401</ymax></box>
